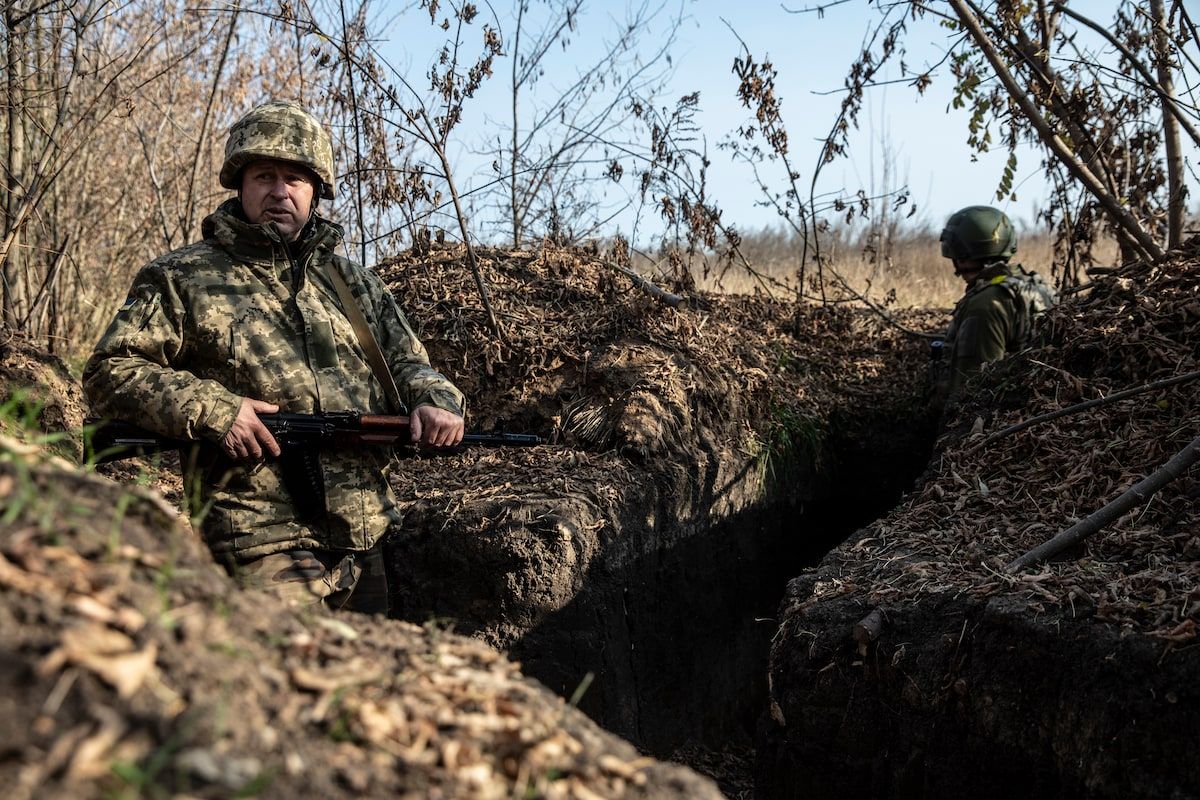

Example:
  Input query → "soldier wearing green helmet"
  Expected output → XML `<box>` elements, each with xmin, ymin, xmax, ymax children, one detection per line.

<box><xmin>84</xmin><ymin>101</ymin><xmax>465</xmax><ymax>614</ymax></box>
<box><xmin>933</xmin><ymin>205</ymin><xmax>1057</xmax><ymax>407</ymax></box>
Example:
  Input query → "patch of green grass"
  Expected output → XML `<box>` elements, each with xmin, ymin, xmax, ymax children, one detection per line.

<box><xmin>568</xmin><ymin>671</ymin><xmax>594</xmax><ymax>707</ymax></box>
<box><xmin>107</xmin><ymin>493</ymin><xmax>134</xmax><ymax>559</ymax></box>
<box><xmin>423</xmin><ymin>615</ymin><xmax>457</xmax><ymax>641</ymax></box>
<box><xmin>771</xmin><ymin>343</ymin><xmax>815</xmax><ymax>378</ymax></box>
<box><xmin>758</xmin><ymin>402</ymin><xmax>826</xmax><ymax>487</ymax></box>
<box><xmin>151</xmin><ymin>568</ymin><xmax>186</xmax><ymax>627</ymax></box>
<box><xmin>521</xmin><ymin>767</ymin><xmax>568</xmax><ymax>799</ymax></box>
<box><xmin>233</xmin><ymin>768</ymin><xmax>277</xmax><ymax>798</ymax></box>
<box><xmin>107</xmin><ymin>723</ymin><xmax>192</xmax><ymax>800</ymax></box>
<box><xmin>180</xmin><ymin>446</ymin><xmax>216</xmax><ymax>529</ymax></box>
<box><xmin>325</xmin><ymin>690</ymin><xmax>361</xmax><ymax>744</ymax></box>
<box><xmin>205</xmin><ymin>641</ymin><xmax>256</xmax><ymax>660</ymax></box>
<box><xmin>0</xmin><ymin>458</ymin><xmax>37</xmax><ymax>525</ymax></box>
<box><xmin>0</xmin><ymin>453</ymin><xmax>83</xmax><ymax>536</ymax></box>
<box><xmin>0</xmin><ymin>387</ymin><xmax>77</xmax><ymax>461</ymax></box>
<box><xmin>259</xmin><ymin>630</ymin><xmax>290</xmax><ymax>649</ymax></box>
<box><xmin>0</xmin><ymin>388</ymin><xmax>45</xmax><ymax>437</ymax></box>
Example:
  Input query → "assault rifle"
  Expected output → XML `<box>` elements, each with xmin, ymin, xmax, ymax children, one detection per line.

<box><xmin>87</xmin><ymin>412</ymin><xmax>543</xmax><ymax>463</ymax></box>
<box><xmin>86</xmin><ymin>412</ymin><xmax>544</xmax><ymax>519</ymax></box>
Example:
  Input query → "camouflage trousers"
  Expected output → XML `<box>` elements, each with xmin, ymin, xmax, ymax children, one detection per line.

<box><xmin>231</xmin><ymin>539</ymin><xmax>391</xmax><ymax>616</ymax></box>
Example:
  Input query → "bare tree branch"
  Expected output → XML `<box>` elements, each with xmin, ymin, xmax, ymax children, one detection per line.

<box><xmin>947</xmin><ymin>0</ymin><xmax>1164</xmax><ymax>262</ymax></box>
<box><xmin>183</xmin><ymin>4</ymin><xmax>240</xmax><ymax>240</ymax></box>
<box><xmin>1055</xmin><ymin>3</ymin><xmax>1200</xmax><ymax>150</ymax></box>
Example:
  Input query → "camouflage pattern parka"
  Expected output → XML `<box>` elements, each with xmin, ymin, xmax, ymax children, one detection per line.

<box><xmin>83</xmin><ymin>199</ymin><xmax>465</xmax><ymax>561</ymax></box>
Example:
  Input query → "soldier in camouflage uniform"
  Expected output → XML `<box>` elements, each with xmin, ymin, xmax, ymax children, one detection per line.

<box><xmin>933</xmin><ymin>205</ymin><xmax>1057</xmax><ymax>407</ymax></box>
<box><xmin>83</xmin><ymin>101</ymin><xmax>465</xmax><ymax>615</ymax></box>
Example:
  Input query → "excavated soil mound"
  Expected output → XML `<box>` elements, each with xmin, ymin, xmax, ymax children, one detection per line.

<box><xmin>0</xmin><ymin>437</ymin><xmax>722</xmax><ymax>799</ymax></box>
<box><xmin>0</xmin><ymin>320</ymin><xmax>726</xmax><ymax>799</ymax></box>
<box><xmin>0</xmin><ymin>327</ymin><xmax>87</xmax><ymax>461</ymax></box>
<box><xmin>761</xmin><ymin>238</ymin><xmax>1200</xmax><ymax>798</ymax></box>
<box><xmin>379</xmin><ymin>244</ymin><xmax>939</xmax><ymax>451</ymax></box>
<box><xmin>375</xmin><ymin>245</ymin><xmax>940</xmax><ymax>757</ymax></box>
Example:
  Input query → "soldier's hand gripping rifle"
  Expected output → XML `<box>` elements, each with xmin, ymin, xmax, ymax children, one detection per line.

<box><xmin>85</xmin><ymin>412</ymin><xmax>544</xmax><ymax>519</ymax></box>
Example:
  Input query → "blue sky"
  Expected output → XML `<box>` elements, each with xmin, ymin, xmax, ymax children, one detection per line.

<box><xmin>657</xmin><ymin>0</ymin><xmax>1043</xmax><ymax>228</ymax></box>
<box><xmin>374</xmin><ymin>0</ymin><xmax>1195</xmax><ymax>238</ymax></box>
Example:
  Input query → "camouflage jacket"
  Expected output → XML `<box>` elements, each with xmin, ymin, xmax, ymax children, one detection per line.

<box><xmin>83</xmin><ymin>199</ymin><xmax>465</xmax><ymax>559</ymax></box>
<box><xmin>938</xmin><ymin>261</ymin><xmax>1055</xmax><ymax>398</ymax></box>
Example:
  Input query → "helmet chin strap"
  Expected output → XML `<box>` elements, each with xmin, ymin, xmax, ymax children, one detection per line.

<box><xmin>954</xmin><ymin>256</ymin><xmax>1006</xmax><ymax>277</ymax></box>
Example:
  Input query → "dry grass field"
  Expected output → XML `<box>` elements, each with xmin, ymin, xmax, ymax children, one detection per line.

<box><xmin>644</xmin><ymin>225</ymin><xmax>1120</xmax><ymax>310</ymax></box>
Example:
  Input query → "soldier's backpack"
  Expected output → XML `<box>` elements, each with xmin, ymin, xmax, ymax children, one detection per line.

<box><xmin>998</xmin><ymin>267</ymin><xmax>1057</xmax><ymax>349</ymax></box>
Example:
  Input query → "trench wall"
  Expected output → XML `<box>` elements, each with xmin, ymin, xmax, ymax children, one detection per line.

<box><xmin>388</xmin><ymin>399</ymin><xmax>935</xmax><ymax>757</ymax></box>
<box><xmin>389</xmin><ymin>439</ymin><xmax>810</xmax><ymax>755</ymax></box>
<box><xmin>759</xmin><ymin>587</ymin><xmax>1200</xmax><ymax>799</ymax></box>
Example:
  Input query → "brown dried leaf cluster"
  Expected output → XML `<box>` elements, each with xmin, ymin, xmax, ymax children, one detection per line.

<box><xmin>380</xmin><ymin>242</ymin><xmax>938</xmax><ymax>451</ymax></box>
<box><xmin>824</xmin><ymin>237</ymin><xmax>1200</xmax><ymax>642</ymax></box>
<box><xmin>0</xmin><ymin>448</ymin><xmax>718</xmax><ymax>799</ymax></box>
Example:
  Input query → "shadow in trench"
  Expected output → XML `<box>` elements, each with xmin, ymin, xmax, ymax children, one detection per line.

<box><xmin>509</xmin><ymin>406</ymin><xmax>939</xmax><ymax>763</ymax></box>
<box><xmin>386</xmin><ymin>399</ymin><xmax>938</xmax><ymax>798</ymax></box>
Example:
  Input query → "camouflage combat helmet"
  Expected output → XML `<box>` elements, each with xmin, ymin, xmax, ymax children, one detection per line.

<box><xmin>940</xmin><ymin>205</ymin><xmax>1017</xmax><ymax>261</ymax></box>
<box><xmin>220</xmin><ymin>101</ymin><xmax>335</xmax><ymax>199</ymax></box>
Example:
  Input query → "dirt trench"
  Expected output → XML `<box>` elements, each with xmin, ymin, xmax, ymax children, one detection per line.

<box><xmin>387</xmin><ymin>393</ymin><xmax>937</xmax><ymax>781</ymax></box>
<box><xmin>370</xmin><ymin>245</ymin><xmax>945</xmax><ymax>795</ymax></box>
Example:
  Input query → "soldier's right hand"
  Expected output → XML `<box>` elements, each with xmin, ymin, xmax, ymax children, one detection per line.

<box><xmin>222</xmin><ymin>398</ymin><xmax>282</xmax><ymax>460</ymax></box>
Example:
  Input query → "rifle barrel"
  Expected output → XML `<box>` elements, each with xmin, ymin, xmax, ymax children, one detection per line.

<box><xmin>463</xmin><ymin>432</ymin><xmax>544</xmax><ymax>446</ymax></box>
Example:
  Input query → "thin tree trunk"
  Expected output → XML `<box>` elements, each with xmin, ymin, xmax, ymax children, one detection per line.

<box><xmin>339</xmin><ymin>0</ymin><xmax>368</xmax><ymax>269</ymax></box>
<box><xmin>4</xmin><ymin>5</ymin><xmax>26</xmax><ymax>328</ymax></box>
<box><xmin>1151</xmin><ymin>0</ymin><xmax>1184</xmax><ymax>249</ymax></box>
<box><xmin>184</xmin><ymin>6</ymin><xmax>239</xmax><ymax>240</ymax></box>
<box><xmin>510</xmin><ymin>1</ymin><xmax>524</xmax><ymax>248</ymax></box>
<box><xmin>436</xmin><ymin>148</ymin><xmax>505</xmax><ymax>341</ymax></box>
<box><xmin>25</xmin><ymin>234</ymin><xmax>69</xmax><ymax>336</ymax></box>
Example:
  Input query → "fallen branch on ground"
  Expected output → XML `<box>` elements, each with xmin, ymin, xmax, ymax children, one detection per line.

<box><xmin>1005</xmin><ymin>433</ymin><xmax>1200</xmax><ymax>572</ymax></box>
<box><xmin>604</xmin><ymin>260</ymin><xmax>686</xmax><ymax>308</ymax></box>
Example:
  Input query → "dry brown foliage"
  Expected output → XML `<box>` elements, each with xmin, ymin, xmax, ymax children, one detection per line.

<box><xmin>811</xmin><ymin>235</ymin><xmax>1200</xmax><ymax>642</ymax></box>
<box><xmin>378</xmin><ymin>241</ymin><xmax>941</xmax><ymax>463</ymax></box>
<box><xmin>0</xmin><ymin>446</ymin><xmax>721</xmax><ymax>798</ymax></box>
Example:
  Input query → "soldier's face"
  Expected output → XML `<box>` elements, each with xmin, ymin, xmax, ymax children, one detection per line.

<box><xmin>952</xmin><ymin>257</ymin><xmax>982</xmax><ymax>284</ymax></box>
<box><xmin>240</xmin><ymin>159</ymin><xmax>317</xmax><ymax>241</ymax></box>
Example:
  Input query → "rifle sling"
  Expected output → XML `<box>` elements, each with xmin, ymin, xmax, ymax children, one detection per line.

<box><xmin>324</xmin><ymin>260</ymin><xmax>406</xmax><ymax>414</ymax></box>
